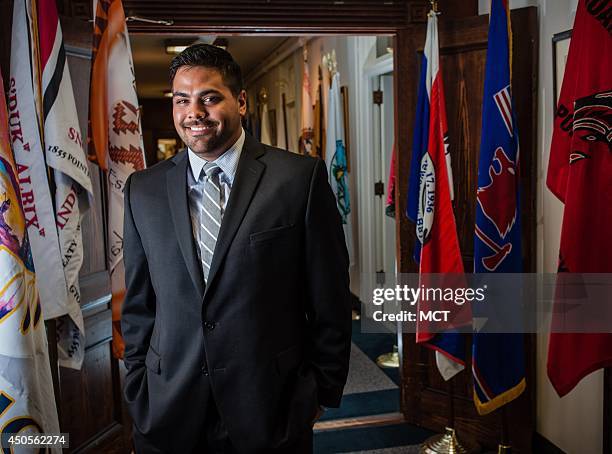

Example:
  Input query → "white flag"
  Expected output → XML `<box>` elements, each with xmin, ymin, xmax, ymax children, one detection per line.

<box><xmin>10</xmin><ymin>0</ymin><xmax>90</xmax><ymax>370</ymax></box>
<box><xmin>325</xmin><ymin>71</ymin><xmax>354</xmax><ymax>264</ymax></box>
<box><xmin>0</xmin><ymin>65</ymin><xmax>61</xmax><ymax>453</ymax></box>
<box><xmin>89</xmin><ymin>0</ymin><xmax>146</xmax><ymax>359</ymax></box>
<box><xmin>39</xmin><ymin>0</ymin><xmax>94</xmax><ymax>370</ymax></box>
<box><xmin>260</xmin><ymin>102</ymin><xmax>272</xmax><ymax>146</ymax></box>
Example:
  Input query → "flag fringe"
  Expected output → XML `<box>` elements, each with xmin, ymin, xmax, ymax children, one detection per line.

<box><xmin>474</xmin><ymin>377</ymin><xmax>525</xmax><ymax>415</ymax></box>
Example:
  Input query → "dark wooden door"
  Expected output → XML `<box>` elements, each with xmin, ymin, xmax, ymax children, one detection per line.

<box><xmin>396</xmin><ymin>7</ymin><xmax>538</xmax><ymax>453</ymax></box>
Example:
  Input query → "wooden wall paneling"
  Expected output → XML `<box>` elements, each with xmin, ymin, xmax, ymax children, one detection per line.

<box><xmin>123</xmin><ymin>0</ymin><xmax>410</xmax><ymax>33</ymax></box>
<box><xmin>393</xmin><ymin>22</ymin><xmax>420</xmax><ymax>422</ymax></box>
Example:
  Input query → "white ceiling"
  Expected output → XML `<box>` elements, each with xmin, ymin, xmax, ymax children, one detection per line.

<box><xmin>131</xmin><ymin>35</ymin><xmax>289</xmax><ymax>99</ymax></box>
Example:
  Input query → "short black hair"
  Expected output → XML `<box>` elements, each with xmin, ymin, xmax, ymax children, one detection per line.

<box><xmin>169</xmin><ymin>44</ymin><xmax>244</xmax><ymax>97</ymax></box>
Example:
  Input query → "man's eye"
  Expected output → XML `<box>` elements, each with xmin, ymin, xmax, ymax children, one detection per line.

<box><xmin>174</xmin><ymin>98</ymin><xmax>187</xmax><ymax>105</ymax></box>
<box><xmin>203</xmin><ymin>96</ymin><xmax>220</xmax><ymax>104</ymax></box>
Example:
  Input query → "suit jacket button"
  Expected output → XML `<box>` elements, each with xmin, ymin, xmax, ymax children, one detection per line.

<box><xmin>205</xmin><ymin>321</ymin><xmax>216</xmax><ymax>330</ymax></box>
<box><xmin>202</xmin><ymin>367</ymin><xmax>209</xmax><ymax>376</ymax></box>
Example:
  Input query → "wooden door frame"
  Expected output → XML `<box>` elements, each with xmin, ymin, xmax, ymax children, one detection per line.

<box><xmin>122</xmin><ymin>5</ymin><xmax>436</xmax><ymax>420</ymax></box>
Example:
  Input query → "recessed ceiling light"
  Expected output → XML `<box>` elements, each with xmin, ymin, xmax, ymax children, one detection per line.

<box><xmin>165</xmin><ymin>37</ymin><xmax>219</xmax><ymax>54</ymax></box>
<box><xmin>165</xmin><ymin>44</ymin><xmax>190</xmax><ymax>54</ymax></box>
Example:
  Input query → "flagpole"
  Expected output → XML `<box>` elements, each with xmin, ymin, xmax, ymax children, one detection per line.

<box><xmin>281</xmin><ymin>93</ymin><xmax>289</xmax><ymax>150</ymax></box>
<box><xmin>498</xmin><ymin>406</ymin><xmax>511</xmax><ymax>453</ymax></box>
<box><xmin>420</xmin><ymin>374</ymin><xmax>479</xmax><ymax>454</ymax></box>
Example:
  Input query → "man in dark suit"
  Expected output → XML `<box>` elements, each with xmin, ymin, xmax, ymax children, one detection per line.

<box><xmin>121</xmin><ymin>44</ymin><xmax>352</xmax><ymax>453</ymax></box>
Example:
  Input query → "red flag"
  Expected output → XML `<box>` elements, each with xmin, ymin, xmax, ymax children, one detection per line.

<box><xmin>417</xmin><ymin>15</ymin><xmax>462</xmax><ymax>280</ymax></box>
<box><xmin>546</xmin><ymin>0</ymin><xmax>612</xmax><ymax>397</ymax></box>
<box><xmin>407</xmin><ymin>11</ymin><xmax>467</xmax><ymax>381</ymax></box>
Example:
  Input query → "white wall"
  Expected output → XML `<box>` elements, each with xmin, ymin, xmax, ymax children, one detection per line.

<box><xmin>480</xmin><ymin>1</ymin><xmax>603</xmax><ymax>453</ymax></box>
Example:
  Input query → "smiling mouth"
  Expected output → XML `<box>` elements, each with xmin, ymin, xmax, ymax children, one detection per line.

<box><xmin>185</xmin><ymin>123</ymin><xmax>216</xmax><ymax>134</ymax></box>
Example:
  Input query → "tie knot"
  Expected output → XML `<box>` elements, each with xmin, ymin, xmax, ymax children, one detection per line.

<box><xmin>201</xmin><ymin>162</ymin><xmax>221</xmax><ymax>180</ymax></box>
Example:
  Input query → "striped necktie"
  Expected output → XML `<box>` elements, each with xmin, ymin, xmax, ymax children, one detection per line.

<box><xmin>193</xmin><ymin>162</ymin><xmax>222</xmax><ymax>282</ymax></box>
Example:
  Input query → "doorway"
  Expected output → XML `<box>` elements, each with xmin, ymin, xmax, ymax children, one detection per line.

<box><xmin>131</xmin><ymin>33</ymin><xmax>418</xmax><ymax>451</ymax></box>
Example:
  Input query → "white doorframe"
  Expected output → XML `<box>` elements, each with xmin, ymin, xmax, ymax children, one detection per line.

<box><xmin>347</xmin><ymin>36</ymin><xmax>393</xmax><ymax>310</ymax></box>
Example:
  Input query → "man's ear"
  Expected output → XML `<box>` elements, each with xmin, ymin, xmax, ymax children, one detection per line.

<box><xmin>238</xmin><ymin>90</ymin><xmax>247</xmax><ymax>116</ymax></box>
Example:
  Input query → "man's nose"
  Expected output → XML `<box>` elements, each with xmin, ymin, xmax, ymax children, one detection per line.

<box><xmin>187</xmin><ymin>101</ymin><xmax>209</xmax><ymax>120</ymax></box>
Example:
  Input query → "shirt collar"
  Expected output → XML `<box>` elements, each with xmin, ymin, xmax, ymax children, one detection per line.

<box><xmin>188</xmin><ymin>128</ymin><xmax>245</xmax><ymax>185</ymax></box>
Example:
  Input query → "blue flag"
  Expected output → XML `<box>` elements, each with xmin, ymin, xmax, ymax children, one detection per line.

<box><xmin>472</xmin><ymin>0</ymin><xmax>526</xmax><ymax>415</ymax></box>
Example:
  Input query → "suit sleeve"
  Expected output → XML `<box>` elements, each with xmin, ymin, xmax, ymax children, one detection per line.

<box><xmin>304</xmin><ymin>158</ymin><xmax>352</xmax><ymax>408</ymax></box>
<box><xmin>121</xmin><ymin>173</ymin><xmax>156</xmax><ymax>375</ymax></box>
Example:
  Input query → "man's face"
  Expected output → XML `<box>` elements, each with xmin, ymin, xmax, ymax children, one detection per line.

<box><xmin>172</xmin><ymin>66</ymin><xmax>246</xmax><ymax>159</ymax></box>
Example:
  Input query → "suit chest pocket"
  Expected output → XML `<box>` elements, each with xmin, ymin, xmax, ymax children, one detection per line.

<box><xmin>249</xmin><ymin>224</ymin><xmax>296</xmax><ymax>247</ymax></box>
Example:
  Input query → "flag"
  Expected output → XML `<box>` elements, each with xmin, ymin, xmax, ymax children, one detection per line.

<box><xmin>277</xmin><ymin>93</ymin><xmax>288</xmax><ymax>150</ymax></box>
<box><xmin>299</xmin><ymin>48</ymin><xmax>314</xmax><ymax>155</ymax></box>
<box><xmin>325</xmin><ymin>70</ymin><xmax>354</xmax><ymax>265</ymax></box>
<box><xmin>313</xmin><ymin>66</ymin><xmax>325</xmax><ymax>159</ymax></box>
<box><xmin>406</xmin><ymin>10</ymin><xmax>466</xmax><ymax>381</ymax></box>
<box><xmin>472</xmin><ymin>0</ymin><xmax>525</xmax><ymax>415</ymax></box>
<box><xmin>260</xmin><ymin>101</ymin><xmax>272</xmax><ymax>146</ymax></box>
<box><xmin>546</xmin><ymin>0</ymin><xmax>612</xmax><ymax>397</ymax></box>
<box><xmin>11</xmin><ymin>0</ymin><xmax>93</xmax><ymax>370</ymax></box>
<box><xmin>385</xmin><ymin>145</ymin><xmax>396</xmax><ymax>218</ymax></box>
<box><xmin>0</xmin><ymin>66</ymin><xmax>61</xmax><ymax>452</ymax></box>
<box><xmin>38</xmin><ymin>0</ymin><xmax>94</xmax><ymax>369</ymax></box>
<box><xmin>89</xmin><ymin>0</ymin><xmax>146</xmax><ymax>359</ymax></box>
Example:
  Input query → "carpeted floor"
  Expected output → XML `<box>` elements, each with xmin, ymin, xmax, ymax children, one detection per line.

<box><xmin>314</xmin><ymin>319</ymin><xmax>435</xmax><ymax>453</ymax></box>
<box><xmin>315</xmin><ymin>422</ymin><xmax>434</xmax><ymax>453</ymax></box>
<box><xmin>320</xmin><ymin>320</ymin><xmax>400</xmax><ymax>422</ymax></box>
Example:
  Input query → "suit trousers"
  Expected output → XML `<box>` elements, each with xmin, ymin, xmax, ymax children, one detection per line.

<box><xmin>132</xmin><ymin>395</ymin><xmax>314</xmax><ymax>454</ymax></box>
<box><xmin>194</xmin><ymin>395</ymin><xmax>314</xmax><ymax>454</ymax></box>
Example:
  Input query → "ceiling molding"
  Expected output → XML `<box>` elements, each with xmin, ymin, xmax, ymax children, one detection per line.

<box><xmin>244</xmin><ymin>37</ymin><xmax>310</xmax><ymax>86</ymax></box>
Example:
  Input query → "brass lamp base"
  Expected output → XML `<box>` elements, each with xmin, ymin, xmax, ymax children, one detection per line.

<box><xmin>420</xmin><ymin>427</ymin><xmax>479</xmax><ymax>454</ymax></box>
<box><xmin>376</xmin><ymin>345</ymin><xmax>399</xmax><ymax>368</ymax></box>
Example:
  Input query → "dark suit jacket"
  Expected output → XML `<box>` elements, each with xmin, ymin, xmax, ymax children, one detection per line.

<box><xmin>121</xmin><ymin>133</ymin><xmax>352</xmax><ymax>453</ymax></box>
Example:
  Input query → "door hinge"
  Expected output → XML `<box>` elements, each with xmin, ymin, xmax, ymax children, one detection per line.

<box><xmin>373</xmin><ymin>89</ymin><xmax>383</xmax><ymax>105</ymax></box>
<box><xmin>374</xmin><ymin>181</ymin><xmax>385</xmax><ymax>196</ymax></box>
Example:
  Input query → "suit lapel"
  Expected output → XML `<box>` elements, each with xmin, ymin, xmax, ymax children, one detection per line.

<box><xmin>167</xmin><ymin>150</ymin><xmax>204</xmax><ymax>299</ymax></box>
<box><xmin>205</xmin><ymin>135</ymin><xmax>265</xmax><ymax>295</ymax></box>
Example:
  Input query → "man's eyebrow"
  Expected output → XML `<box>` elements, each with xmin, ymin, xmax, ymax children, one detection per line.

<box><xmin>172</xmin><ymin>89</ymin><xmax>222</xmax><ymax>98</ymax></box>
